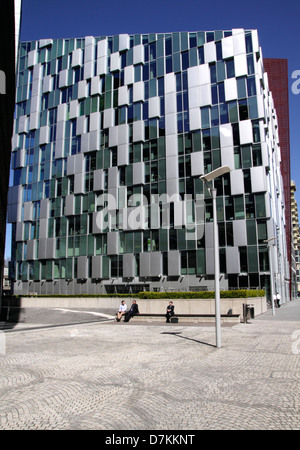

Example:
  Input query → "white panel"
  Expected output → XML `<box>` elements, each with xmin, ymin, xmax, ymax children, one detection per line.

<box><xmin>118</xmin><ymin>85</ymin><xmax>129</xmax><ymax>105</ymax></box>
<box><xmin>164</xmin><ymin>73</ymin><xmax>176</xmax><ymax>94</ymax></box>
<box><xmin>97</xmin><ymin>57</ymin><xmax>107</xmax><ymax>75</ymax></box>
<box><xmin>165</xmin><ymin>134</ymin><xmax>178</xmax><ymax>157</ymax></box>
<box><xmin>124</xmin><ymin>65</ymin><xmax>134</xmax><ymax>85</ymax></box>
<box><xmin>109</xmin><ymin>126</ymin><xmax>119</xmax><ymax>148</ymax></box>
<box><xmin>93</xmin><ymin>169</ymin><xmax>105</xmax><ymax>191</ymax></box>
<box><xmin>84</xmin><ymin>61</ymin><xmax>94</xmax><ymax>79</ymax></box>
<box><xmin>78</xmin><ymin>80</ymin><xmax>87</xmax><ymax>99</ymax></box>
<box><xmin>165</xmin><ymin>113</ymin><xmax>177</xmax><ymax>135</ymax></box>
<box><xmin>199</xmin><ymin>84</ymin><xmax>212</xmax><ymax>106</ymax></box>
<box><xmin>97</xmin><ymin>39</ymin><xmax>107</xmax><ymax>59</ymax></box>
<box><xmin>133</xmin><ymin>44</ymin><xmax>144</xmax><ymax>65</ymax></box>
<box><xmin>165</xmin><ymin>156</ymin><xmax>178</xmax><ymax>180</ymax></box>
<box><xmin>204</xmin><ymin>41</ymin><xmax>216</xmax><ymax>63</ymax></box>
<box><xmin>29</xmin><ymin>112</ymin><xmax>39</xmax><ymax>130</ymax></box>
<box><xmin>251</xmin><ymin>166</ymin><xmax>267</xmax><ymax>193</ymax></box>
<box><xmin>59</xmin><ymin>69</ymin><xmax>68</xmax><ymax>88</ymax></box>
<box><xmin>226</xmin><ymin>247</ymin><xmax>240</xmax><ymax>274</ymax></box>
<box><xmin>57</xmin><ymin>103</ymin><xmax>67</xmax><ymax>122</ymax></box>
<box><xmin>221</xmin><ymin>36</ymin><xmax>234</xmax><ymax>59</ymax></box>
<box><xmin>233</xmin><ymin>32</ymin><xmax>246</xmax><ymax>56</ymax></box>
<box><xmin>165</xmin><ymin>92</ymin><xmax>176</xmax><ymax>114</ymax></box>
<box><xmin>224</xmin><ymin>77</ymin><xmax>237</xmax><ymax>101</ymax></box>
<box><xmin>190</xmin><ymin>152</ymin><xmax>204</xmax><ymax>176</ymax></box>
<box><xmin>89</xmin><ymin>112</ymin><xmax>100</xmax><ymax>132</ymax></box>
<box><xmin>148</xmin><ymin>96</ymin><xmax>160</xmax><ymax>118</ymax></box>
<box><xmin>132</xmin><ymin>120</ymin><xmax>145</xmax><ymax>142</ymax></box>
<box><xmin>189</xmin><ymin>108</ymin><xmax>201</xmax><ymax>131</ymax></box>
<box><xmin>198</xmin><ymin>63</ymin><xmax>211</xmax><ymax>85</ymax></box>
<box><xmin>69</xmin><ymin>100</ymin><xmax>78</xmax><ymax>119</ymax></box>
<box><xmin>91</xmin><ymin>76</ymin><xmax>101</xmax><ymax>95</ymax></box>
<box><xmin>72</xmin><ymin>48</ymin><xmax>83</xmax><ymax>67</ymax></box>
<box><xmin>133</xmin><ymin>81</ymin><xmax>144</xmax><ymax>102</ymax></box>
<box><xmin>251</xmin><ymin>30</ymin><xmax>259</xmax><ymax>53</ymax></box>
<box><xmin>220</xmin><ymin>123</ymin><xmax>233</xmax><ymax>148</ymax></box>
<box><xmin>239</xmin><ymin>119</ymin><xmax>253</xmax><ymax>145</ymax></box>
<box><xmin>42</xmin><ymin>75</ymin><xmax>53</xmax><ymax>93</ymax></box>
<box><xmin>18</xmin><ymin>115</ymin><xmax>28</xmax><ymax>133</ymax></box>
<box><xmin>234</xmin><ymin>54</ymin><xmax>248</xmax><ymax>77</ymax></box>
<box><xmin>118</xmin><ymin>144</ymin><xmax>129</xmax><ymax>166</ymax></box>
<box><xmin>230</xmin><ymin>169</ymin><xmax>244</xmax><ymax>195</ymax></box>
<box><xmin>118</xmin><ymin>124</ymin><xmax>128</xmax><ymax>145</ymax></box>
<box><xmin>188</xmin><ymin>86</ymin><xmax>200</xmax><ymax>108</ymax></box>
<box><xmin>39</xmin><ymin>126</ymin><xmax>49</xmax><ymax>145</ymax></box>
<box><xmin>76</xmin><ymin>115</ymin><xmax>85</xmax><ymax>135</ymax></box>
<box><xmin>119</xmin><ymin>34</ymin><xmax>130</xmax><ymax>51</ymax></box>
<box><xmin>187</xmin><ymin>66</ymin><xmax>200</xmax><ymax>88</ymax></box>
<box><xmin>110</xmin><ymin>52</ymin><xmax>121</xmax><ymax>72</ymax></box>
<box><xmin>220</xmin><ymin>146</ymin><xmax>235</xmax><ymax>171</ymax></box>
<box><xmin>103</xmin><ymin>108</ymin><xmax>114</xmax><ymax>128</ymax></box>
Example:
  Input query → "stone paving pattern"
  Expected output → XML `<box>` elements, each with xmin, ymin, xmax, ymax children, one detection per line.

<box><xmin>0</xmin><ymin>300</ymin><xmax>299</xmax><ymax>430</ymax></box>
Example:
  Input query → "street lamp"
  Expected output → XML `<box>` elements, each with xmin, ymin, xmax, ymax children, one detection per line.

<box><xmin>264</xmin><ymin>237</ymin><xmax>276</xmax><ymax>316</ymax></box>
<box><xmin>200</xmin><ymin>165</ymin><xmax>231</xmax><ymax>348</ymax></box>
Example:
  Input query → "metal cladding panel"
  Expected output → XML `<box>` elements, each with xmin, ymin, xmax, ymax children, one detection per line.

<box><xmin>132</xmin><ymin>120</ymin><xmax>145</xmax><ymax>142</ymax></box>
<box><xmin>148</xmin><ymin>96</ymin><xmax>160</xmax><ymax>118</ymax></box>
<box><xmin>39</xmin><ymin>219</ymin><xmax>48</xmax><ymax>239</ymax></box>
<box><xmin>250</xmin><ymin>166</ymin><xmax>267</xmax><ymax>193</ymax></box>
<box><xmin>164</xmin><ymin>73</ymin><xmax>176</xmax><ymax>94</ymax></box>
<box><xmin>220</xmin><ymin>123</ymin><xmax>233</xmax><ymax>148</ymax></box>
<box><xmin>239</xmin><ymin>120</ymin><xmax>253</xmax><ymax>145</ymax></box>
<box><xmin>93</xmin><ymin>169</ymin><xmax>105</xmax><ymax>191</ymax></box>
<box><xmin>204</xmin><ymin>41</ymin><xmax>216</xmax><ymax>63</ymax></box>
<box><xmin>118</xmin><ymin>144</ymin><xmax>129</xmax><ymax>166</ymax></box>
<box><xmin>230</xmin><ymin>169</ymin><xmax>244</xmax><ymax>195</ymax></box>
<box><xmin>133</xmin><ymin>44</ymin><xmax>144</xmax><ymax>65</ymax></box>
<box><xmin>92</xmin><ymin>255</ymin><xmax>102</xmax><ymax>279</ymax></box>
<box><xmin>165</xmin><ymin>156</ymin><xmax>178</xmax><ymax>180</ymax></box>
<box><xmin>23</xmin><ymin>202</ymin><xmax>33</xmax><ymax>221</ymax></box>
<box><xmin>224</xmin><ymin>78</ymin><xmax>238</xmax><ymax>101</ymax></box>
<box><xmin>15</xmin><ymin>221</ymin><xmax>23</xmax><ymax>241</ymax></box>
<box><xmin>165</xmin><ymin>92</ymin><xmax>176</xmax><ymax>115</ymax></box>
<box><xmin>77</xmin><ymin>256</ymin><xmax>88</xmax><ymax>279</ymax></box>
<box><xmin>64</xmin><ymin>195</ymin><xmax>75</xmax><ymax>216</ymax></box>
<box><xmin>190</xmin><ymin>151</ymin><xmax>204</xmax><ymax>176</ymax></box>
<box><xmin>132</xmin><ymin>161</ymin><xmax>145</xmax><ymax>185</ymax></box>
<box><xmin>26</xmin><ymin>240</ymin><xmax>36</xmax><ymax>260</ymax></box>
<box><xmin>46</xmin><ymin>238</ymin><xmax>55</xmax><ymax>259</ymax></box>
<box><xmin>40</xmin><ymin>199</ymin><xmax>49</xmax><ymax>219</ymax></box>
<box><xmin>107</xmin><ymin>231</ymin><xmax>119</xmax><ymax>255</ymax></box>
<box><xmin>165</xmin><ymin>134</ymin><xmax>178</xmax><ymax>157</ymax></box>
<box><xmin>233</xmin><ymin>220</ymin><xmax>247</xmax><ymax>247</ymax></box>
<box><xmin>150</xmin><ymin>252</ymin><xmax>162</xmax><ymax>277</ymax></box>
<box><xmin>234</xmin><ymin>53</ymin><xmax>248</xmax><ymax>77</ymax></box>
<box><xmin>220</xmin><ymin>146</ymin><xmax>235</xmax><ymax>171</ymax></box>
<box><xmin>204</xmin><ymin>222</ymin><xmax>214</xmax><ymax>249</ymax></box>
<box><xmin>221</xmin><ymin>36</ymin><xmax>234</xmax><ymax>59</ymax></box>
<box><xmin>226</xmin><ymin>247</ymin><xmax>240</xmax><ymax>274</ymax></box>
<box><xmin>38</xmin><ymin>238</ymin><xmax>47</xmax><ymax>260</ymax></box>
<box><xmin>74</xmin><ymin>173</ymin><xmax>84</xmax><ymax>194</ymax></box>
<box><xmin>168</xmin><ymin>251</ymin><xmax>181</xmax><ymax>276</ymax></box>
<box><xmin>123</xmin><ymin>253</ymin><xmax>135</xmax><ymax>278</ymax></box>
<box><xmin>140</xmin><ymin>252</ymin><xmax>150</xmax><ymax>277</ymax></box>
<box><xmin>189</xmin><ymin>107</ymin><xmax>201</xmax><ymax>131</ymax></box>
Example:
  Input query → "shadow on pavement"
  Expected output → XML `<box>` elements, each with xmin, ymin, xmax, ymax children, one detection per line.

<box><xmin>161</xmin><ymin>331</ymin><xmax>216</xmax><ymax>348</ymax></box>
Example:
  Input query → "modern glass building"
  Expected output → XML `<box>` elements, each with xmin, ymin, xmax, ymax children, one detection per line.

<box><xmin>8</xmin><ymin>28</ymin><xmax>290</xmax><ymax>301</ymax></box>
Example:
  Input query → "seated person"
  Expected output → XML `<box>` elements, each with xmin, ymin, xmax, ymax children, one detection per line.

<box><xmin>124</xmin><ymin>300</ymin><xmax>139</xmax><ymax>322</ymax></box>
<box><xmin>165</xmin><ymin>301</ymin><xmax>175</xmax><ymax>323</ymax></box>
<box><xmin>116</xmin><ymin>300</ymin><xmax>127</xmax><ymax>321</ymax></box>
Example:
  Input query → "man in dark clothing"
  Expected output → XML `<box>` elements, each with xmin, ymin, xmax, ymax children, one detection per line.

<box><xmin>165</xmin><ymin>301</ymin><xmax>175</xmax><ymax>323</ymax></box>
<box><xmin>124</xmin><ymin>300</ymin><xmax>139</xmax><ymax>322</ymax></box>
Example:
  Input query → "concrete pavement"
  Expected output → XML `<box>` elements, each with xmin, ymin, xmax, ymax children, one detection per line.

<box><xmin>0</xmin><ymin>299</ymin><xmax>299</xmax><ymax>430</ymax></box>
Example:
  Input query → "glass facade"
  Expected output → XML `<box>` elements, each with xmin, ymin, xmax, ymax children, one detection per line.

<box><xmin>8</xmin><ymin>29</ymin><xmax>289</xmax><ymax>297</ymax></box>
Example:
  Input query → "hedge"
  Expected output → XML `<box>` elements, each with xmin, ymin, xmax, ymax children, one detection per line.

<box><xmin>17</xmin><ymin>289</ymin><xmax>265</xmax><ymax>300</ymax></box>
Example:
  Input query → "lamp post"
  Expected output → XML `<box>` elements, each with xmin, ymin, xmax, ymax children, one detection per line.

<box><xmin>264</xmin><ymin>237</ymin><xmax>277</xmax><ymax>316</ymax></box>
<box><xmin>200</xmin><ymin>166</ymin><xmax>231</xmax><ymax>348</ymax></box>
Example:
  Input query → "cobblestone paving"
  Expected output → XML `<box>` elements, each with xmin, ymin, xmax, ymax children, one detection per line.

<box><xmin>0</xmin><ymin>301</ymin><xmax>299</xmax><ymax>430</ymax></box>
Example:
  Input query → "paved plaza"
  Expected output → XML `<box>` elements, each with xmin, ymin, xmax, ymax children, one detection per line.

<box><xmin>0</xmin><ymin>299</ymin><xmax>299</xmax><ymax>430</ymax></box>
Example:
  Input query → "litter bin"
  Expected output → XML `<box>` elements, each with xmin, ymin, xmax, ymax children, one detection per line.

<box><xmin>243</xmin><ymin>304</ymin><xmax>255</xmax><ymax>322</ymax></box>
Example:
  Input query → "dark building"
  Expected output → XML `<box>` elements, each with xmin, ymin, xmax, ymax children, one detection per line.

<box><xmin>263</xmin><ymin>58</ymin><xmax>292</xmax><ymax>297</ymax></box>
<box><xmin>0</xmin><ymin>1</ymin><xmax>21</xmax><ymax>303</ymax></box>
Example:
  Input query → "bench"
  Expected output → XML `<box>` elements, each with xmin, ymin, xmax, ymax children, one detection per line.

<box><xmin>129</xmin><ymin>313</ymin><xmax>241</xmax><ymax>324</ymax></box>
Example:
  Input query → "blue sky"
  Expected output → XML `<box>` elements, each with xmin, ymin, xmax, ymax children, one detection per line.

<box><xmin>5</xmin><ymin>0</ymin><xmax>300</xmax><ymax>258</ymax></box>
